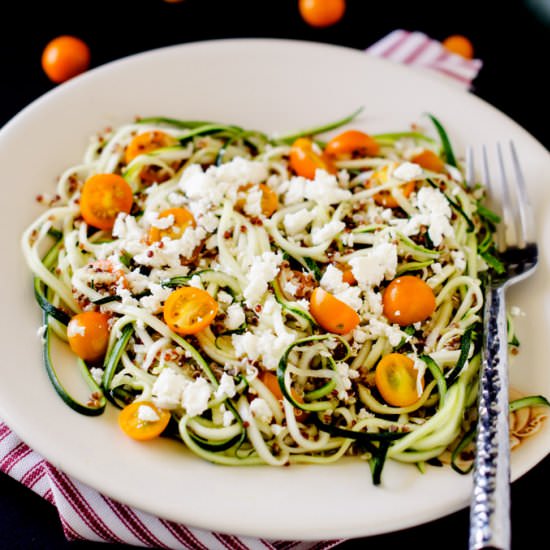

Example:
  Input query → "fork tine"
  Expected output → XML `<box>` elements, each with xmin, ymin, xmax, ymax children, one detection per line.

<box><xmin>509</xmin><ymin>141</ymin><xmax>534</xmax><ymax>247</ymax></box>
<box><xmin>465</xmin><ymin>146</ymin><xmax>474</xmax><ymax>188</ymax></box>
<box><xmin>496</xmin><ymin>142</ymin><xmax>517</xmax><ymax>250</ymax></box>
<box><xmin>481</xmin><ymin>145</ymin><xmax>506</xmax><ymax>250</ymax></box>
<box><xmin>481</xmin><ymin>144</ymin><xmax>492</xmax><ymax>197</ymax></box>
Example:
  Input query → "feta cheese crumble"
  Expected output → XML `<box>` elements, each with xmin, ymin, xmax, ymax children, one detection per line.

<box><xmin>217</xmin><ymin>291</ymin><xmax>233</xmax><ymax>305</ymax></box>
<box><xmin>224</xmin><ymin>303</ymin><xmax>245</xmax><ymax>330</ymax></box>
<box><xmin>416</xmin><ymin>186</ymin><xmax>453</xmax><ymax>246</ymax></box>
<box><xmin>249</xmin><ymin>398</ymin><xmax>273</xmax><ymax>423</ymax></box>
<box><xmin>349</xmin><ymin>242</ymin><xmax>398</xmax><ymax>287</ymax></box>
<box><xmin>367</xmin><ymin>318</ymin><xmax>408</xmax><ymax>348</ymax></box>
<box><xmin>178</xmin><ymin>157</ymin><xmax>268</xmax><ymax>208</ymax></box>
<box><xmin>214</xmin><ymin>373</ymin><xmax>237</xmax><ymax>400</ymax></box>
<box><xmin>283</xmin><ymin>208</ymin><xmax>315</xmax><ymax>235</ymax></box>
<box><xmin>393</xmin><ymin>162</ymin><xmax>423</xmax><ymax>181</ymax></box>
<box><xmin>90</xmin><ymin>367</ymin><xmax>104</xmax><ymax>385</ymax></box>
<box><xmin>232</xmin><ymin>327</ymin><xmax>295</xmax><ymax>371</ymax></box>
<box><xmin>283</xmin><ymin>279</ymin><xmax>299</xmax><ymax>297</ymax></box>
<box><xmin>284</xmin><ymin>170</ymin><xmax>351</xmax><ymax>205</ymax></box>
<box><xmin>243</xmin><ymin>251</ymin><xmax>283</xmax><ymax>307</ymax></box>
<box><xmin>311</xmin><ymin>220</ymin><xmax>346</xmax><ymax>245</ymax></box>
<box><xmin>137</xmin><ymin>404</ymin><xmax>161</xmax><ymax>423</ymax></box>
<box><xmin>335</xmin><ymin>362</ymin><xmax>359</xmax><ymax>400</ymax></box>
<box><xmin>243</xmin><ymin>186</ymin><xmax>264</xmax><ymax>217</ymax></box>
<box><xmin>147</xmin><ymin>212</ymin><xmax>175</xmax><ymax>230</ymax></box>
<box><xmin>67</xmin><ymin>323</ymin><xmax>86</xmax><ymax>337</ymax></box>
<box><xmin>182</xmin><ymin>378</ymin><xmax>212</xmax><ymax>417</ymax></box>
<box><xmin>152</xmin><ymin>368</ymin><xmax>189</xmax><ymax>410</ymax></box>
<box><xmin>451</xmin><ymin>250</ymin><xmax>467</xmax><ymax>273</ymax></box>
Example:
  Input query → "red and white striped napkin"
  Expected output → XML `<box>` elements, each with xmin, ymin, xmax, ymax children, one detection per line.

<box><xmin>366</xmin><ymin>29</ymin><xmax>482</xmax><ymax>89</ymax></box>
<box><xmin>0</xmin><ymin>421</ymin><xmax>340</xmax><ymax>549</ymax></box>
<box><xmin>0</xmin><ymin>31</ymin><xmax>482</xmax><ymax>549</ymax></box>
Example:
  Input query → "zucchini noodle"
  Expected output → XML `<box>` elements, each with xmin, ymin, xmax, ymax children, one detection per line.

<box><xmin>23</xmin><ymin>112</ymin><xmax>540</xmax><ymax>484</ymax></box>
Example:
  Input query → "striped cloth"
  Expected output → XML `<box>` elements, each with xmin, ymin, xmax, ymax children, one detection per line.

<box><xmin>0</xmin><ymin>31</ymin><xmax>482</xmax><ymax>549</ymax></box>
<box><xmin>0</xmin><ymin>421</ymin><xmax>340</xmax><ymax>549</ymax></box>
<box><xmin>366</xmin><ymin>29</ymin><xmax>482</xmax><ymax>88</ymax></box>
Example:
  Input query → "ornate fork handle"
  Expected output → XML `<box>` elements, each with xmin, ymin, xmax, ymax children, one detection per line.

<box><xmin>469</xmin><ymin>286</ymin><xmax>510</xmax><ymax>550</ymax></box>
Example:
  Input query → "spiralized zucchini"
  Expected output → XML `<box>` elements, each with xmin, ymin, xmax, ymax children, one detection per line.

<box><xmin>23</xmin><ymin>112</ymin><xmax>533</xmax><ymax>484</ymax></box>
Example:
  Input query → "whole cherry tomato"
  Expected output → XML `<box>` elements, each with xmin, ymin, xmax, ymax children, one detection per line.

<box><xmin>42</xmin><ymin>35</ymin><xmax>91</xmax><ymax>83</ymax></box>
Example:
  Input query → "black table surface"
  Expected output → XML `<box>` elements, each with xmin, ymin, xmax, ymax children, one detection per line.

<box><xmin>1</xmin><ymin>1</ymin><xmax>548</xmax><ymax>549</ymax></box>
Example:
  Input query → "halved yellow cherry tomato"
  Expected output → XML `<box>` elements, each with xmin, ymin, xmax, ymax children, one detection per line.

<box><xmin>149</xmin><ymin>207</ymin><xmax>196</xmax><ymax>243</ymax></box>
<box><xmin>236</xmin><ymin>183</ymin><xmax>279</xmax><ymax>217</ymax></box>
<box><xmin>375</xmin><ymin>353</ymin><xmax>423</xmax><ymax>407</ymax></box>
<box><xmin>80</xmin><ymin>173</ymin><xmax>133</xmax><ymax>230</ymax></box>
<box><xmin>410</xmin><ymin>150</ymin><xmax>446</xmax><ymax>173</ymax></box>
<box><xmin>309</xmin><ymin>287</ymin><xmax>360</xmax><ymax>335</ymax></box>
<box><xmin>383</xmin><ymin>275</ymin><xmax>436</xmax><ymax>326</ymax></box>
<box><xmin>368</xmin><ymin>164</ymin><xmax>416</xmax><ymax>208</ymax></box>
<box><xmin>118</xmin><ymin>401</ymin><xmax>171</xmax><ymax>441</ymax></box>
<box><xmin>289</xmin><ymin>138</ymin><xmax>335</xmax><ymax>180</ymax></box>
<box><xmin>163</xmin><ymin>287</ymin><xmax>218</xmax><ymax>335</ymax></box>
<box><xmin>259</xmin><ymin>371</ymin><xmax>309</xmax><ymax>422</ymax></box>
<box><xmin>124</xmin><ymin>130</ymin><xmax>178</xmax><ymax>164</ymax></box>
<box><xmin>67</xmin><ymin>311</ymin><xmax>110</xmax><ymax>362</ymax></box>
<box><xmin>324</xmin><ymin>130</ymin><xmax>380</xmax><ymax>158</ymax></box>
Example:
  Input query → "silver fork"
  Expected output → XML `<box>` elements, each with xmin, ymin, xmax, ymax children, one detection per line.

<box><xmin>466</xmin><ymin>142</ymin><xmax>538</xmax><ymax>550</ymax></box>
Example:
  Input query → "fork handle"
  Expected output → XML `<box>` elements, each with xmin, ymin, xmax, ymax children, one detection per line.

<box><xmin>469</xmin><ymin>286</ymin><xmax>511</xmax><ymax>550</ymax></box>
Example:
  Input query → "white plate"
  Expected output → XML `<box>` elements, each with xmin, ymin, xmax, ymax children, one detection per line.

<box><xmin>0</xmin><ymin>39</ymin><xmax>549</xmax><ymax>541</ymax></box>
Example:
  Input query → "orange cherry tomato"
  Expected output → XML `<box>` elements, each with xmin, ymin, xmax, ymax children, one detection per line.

<box><xmin>67</xmin><ymin>311</ymin><xmax>110</xmax><ymax>362</ymax></box>
<box><xmin>341</xmin><ymin>269</ymin><xmax>356</xmax><ymax>285</ymax></box>
<box><xmin>138</xmin><ymin>165</ymin><xmax>173</xmax><ymax>186</ymax></box>
<box><xmin>336</xmin><ymin>263</ymin><xmax>356</xmax><ymax>285</ymax></box>
<box><xmin>368</xmin><ymin>164</ymin><xmax>416</xmax><ymax>208</ymax></box>
<box><xmin>331</xmin><ymin>263</ymin><xmax>356</xmax><ymax>285</ymax></box>
<box><xmin>164</xmin><ymin>287</ymin><xmax>218</xmax><ymax>335</ymax></box>
<box><xmin>149</xmin><ymin>207</ymin><xmax>196</xmax><ymax>243</ymax></box>
<box><xmin>375</xmin><ymin>353</ymin><xmax>423</xmax><ymax>407</ymax></box>
<box><xmin>442</xmin><ymin>35</ymin><xmax>474</xmax><ymax>59</ymax></box>
<box><xmin>118</xmin><ymin>401</ymin><xmax>171</xmax><ymax>441</ymax></box>
<box><xmin>324</xmin><ymin>130</ymin><xmax>380</xmax><ymax>158</ymax></box>
<box><xmin>383</xmin><ymin>275</ymin><xmax>436</xmax><ymax>326</ymax></box>
<box><xmin>41</xmin><ymin>35</ymin><xmax>91</xmax><ymax>84</ymax></box>
<box><xmin>289</xmin><ymin>138</ymin><xmax>335</xmax><ymax>180</ymax></box>
<box><xmin>309</xmin><ymin>287</ymin><xmax>360</xmax><ymax>335</ymax></box>
<box><xmin>124</xmin><ymin>131</ymin><xmax>178</xmax><ymax>165</ymax></box>
<box><xmin>259</xmin><ymin>371</ymin><xmax>308</xmax><ymax>422</ymax></box>
<box><xmin>410</xmin><ymin>150</ymin><xmax>446</xmax><ymax>173</ymax></box>
<box><xmin>236</xmin><ymin>183</ymin><xmax>279</xmax><ymax>217</ymax></box>
<box><xmin>259</xmin><ymin>370</ymin><xmax>283</xmax><ymax>400</ymax></box>
<box><xmin>80</xmin><ymin>173</ymin><xmax>133</xmax><ymax>230</ymax></box>
<box><xmin>299</xmin><ymin>0</ymin><xmax>346</xmax><ymax>28</ymax></box>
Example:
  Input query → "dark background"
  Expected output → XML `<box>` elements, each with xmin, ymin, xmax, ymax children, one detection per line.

<box><xmin>1</xmin><ymin>1</ymin><xmax>548</xmax><ymax>548</ymax></box>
